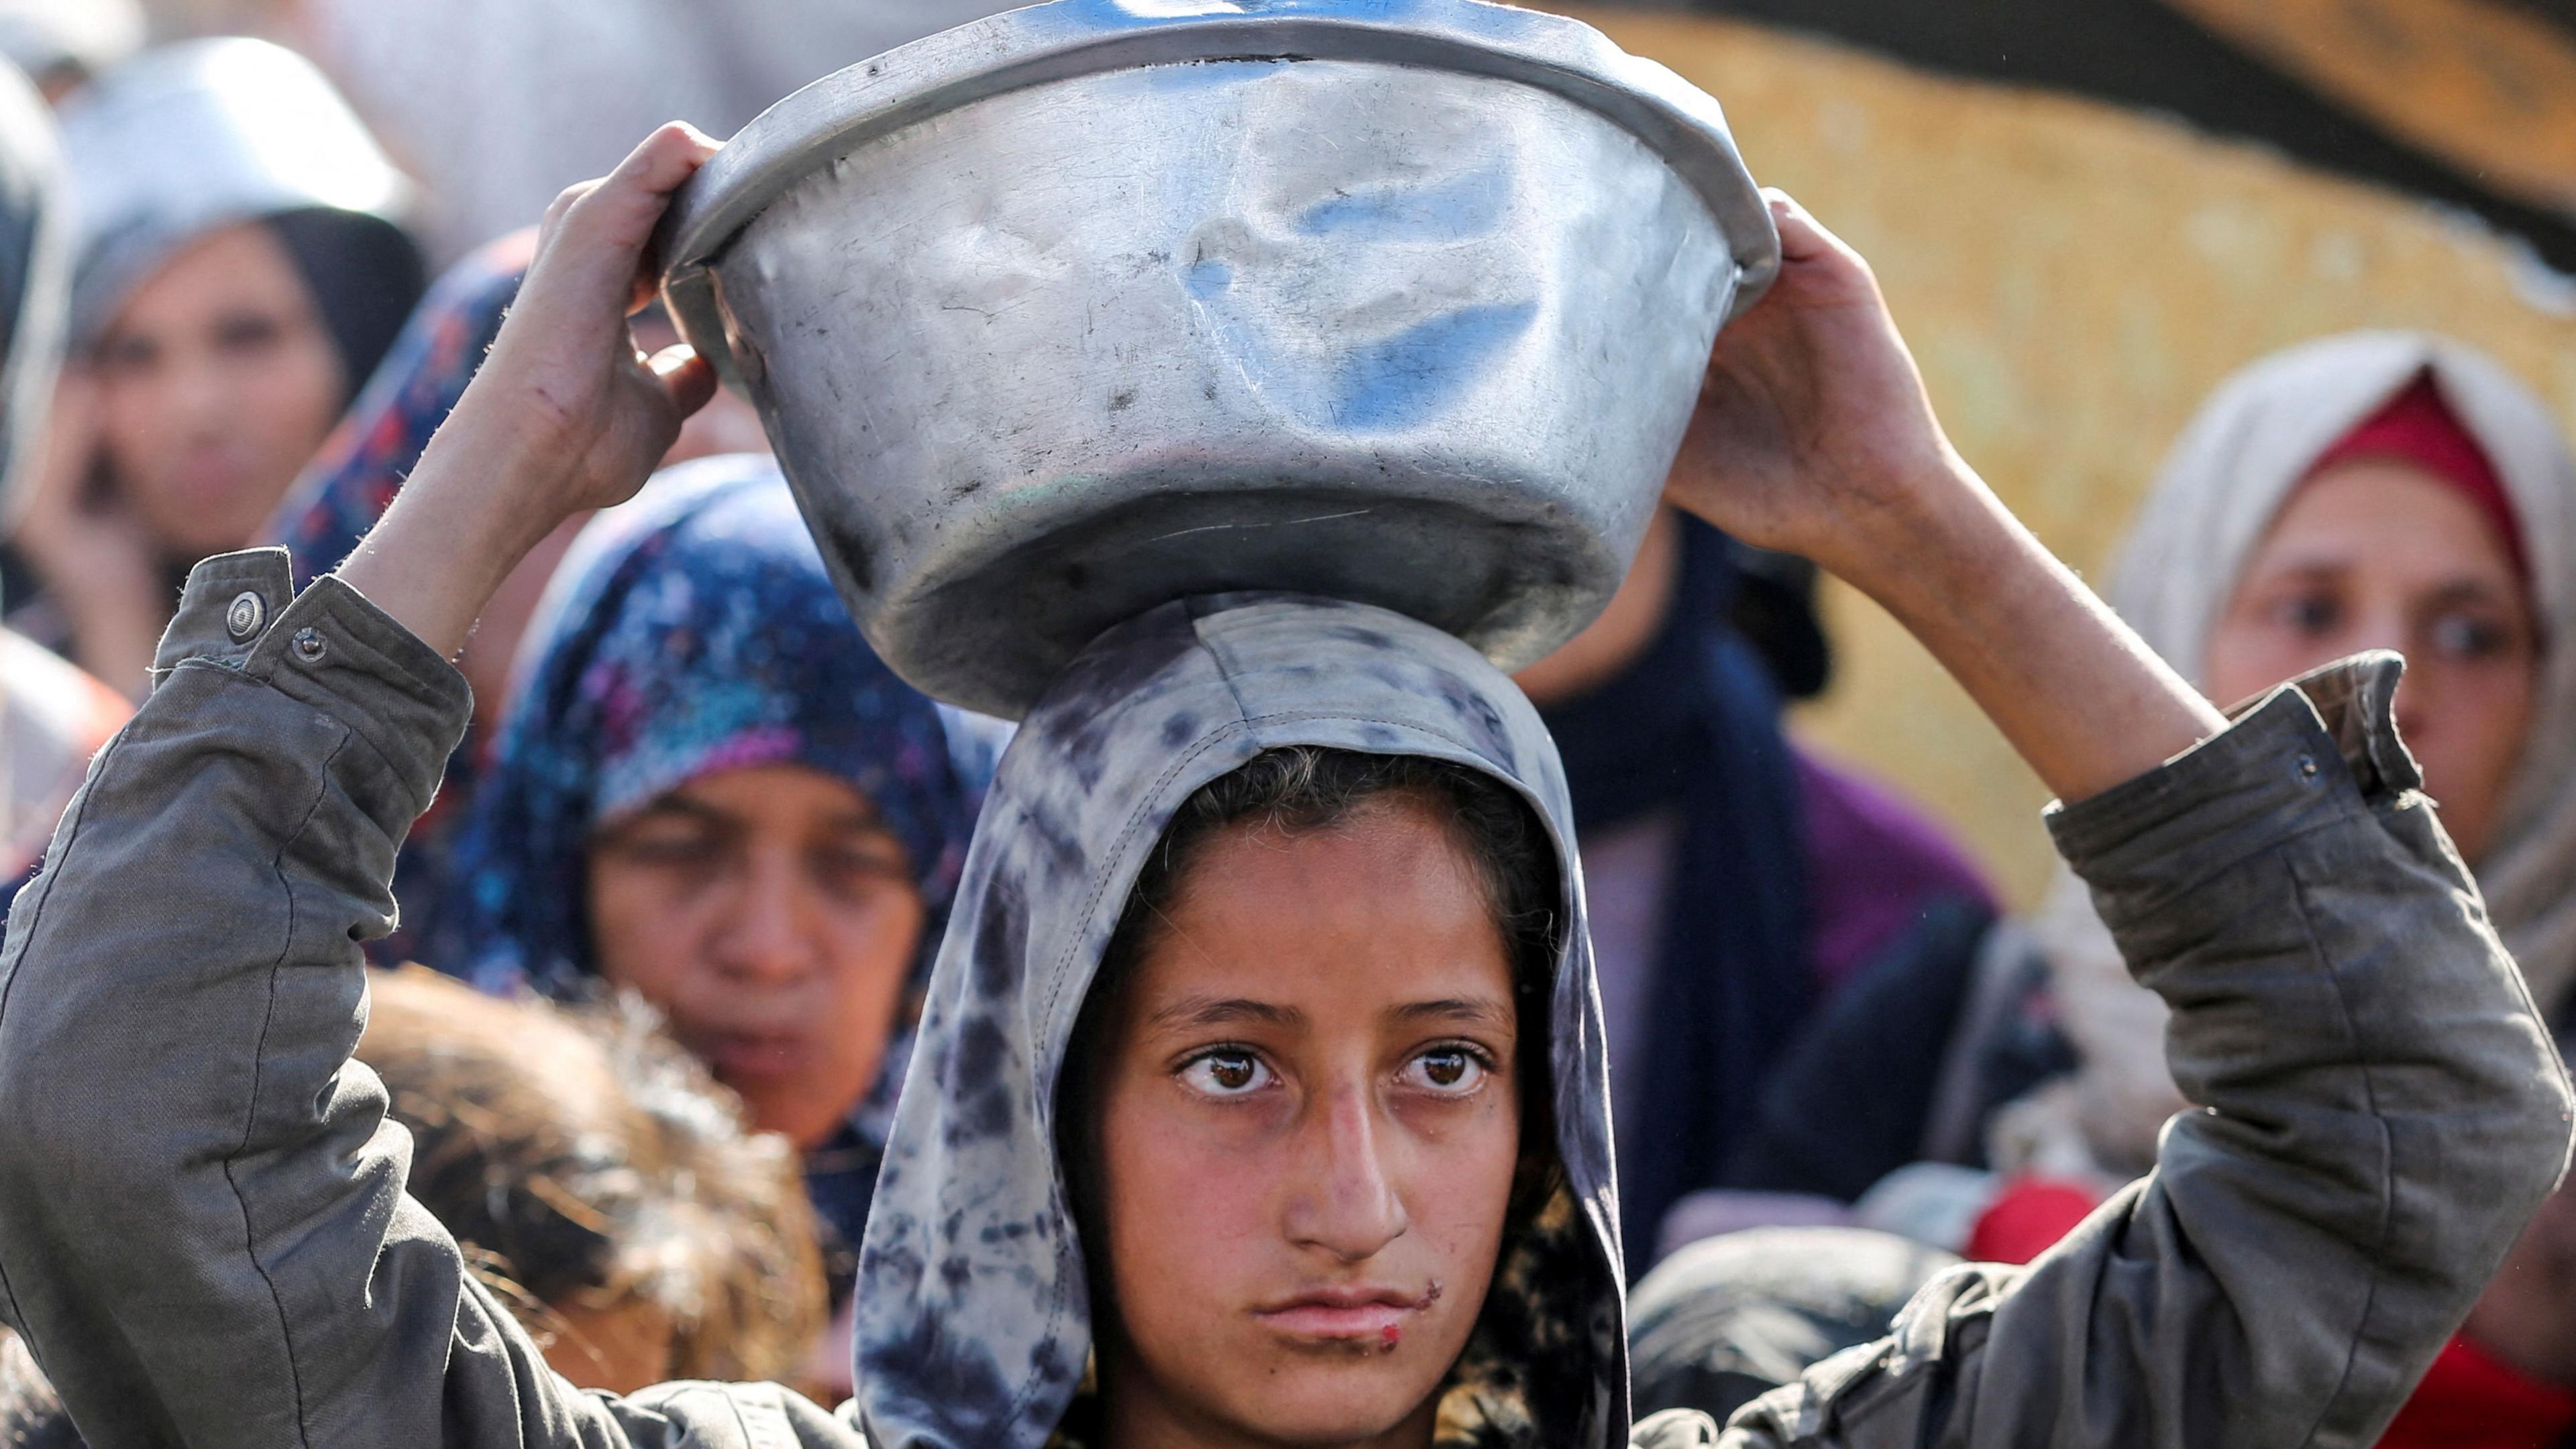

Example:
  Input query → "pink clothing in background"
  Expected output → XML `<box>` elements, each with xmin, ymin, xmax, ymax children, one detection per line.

<box><xmin>1796</xmin><ymin>748</ymin><xmax>1998</xmax><ymax>996</ymax></box>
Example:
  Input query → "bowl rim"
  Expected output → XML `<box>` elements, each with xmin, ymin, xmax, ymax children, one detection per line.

<box><xmin>654</xmin><ymin>0</ymin><xmax>1778</xmax><ymax>386</ymax></box>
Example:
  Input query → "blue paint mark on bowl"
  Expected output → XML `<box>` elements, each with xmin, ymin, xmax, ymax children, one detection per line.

<box><xmin>1329</xmin><ymin>299</ymin><xmax>1536</xmax><ymax>429</ymax></box>
<box><xmin>1295</xmin><ymin>159</ymin><xmax>1507</xmax><ymax>239</ymax></box>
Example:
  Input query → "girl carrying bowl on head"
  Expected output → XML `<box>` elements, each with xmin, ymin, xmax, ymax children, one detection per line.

<box><xmin>0</xmin><ymin>119</ymin><xmax>2561</xmax><ymax>1449</ymax></box>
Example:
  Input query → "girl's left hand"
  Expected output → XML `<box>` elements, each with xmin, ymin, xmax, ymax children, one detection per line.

<box><xmin>1661</xmin><ymin>190</ymin><xmax>1962</xmax><ymax>590</ymax></box>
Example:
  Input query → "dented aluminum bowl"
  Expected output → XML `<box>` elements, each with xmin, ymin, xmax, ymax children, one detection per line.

<box><xmin>659</xmin><ymin>0</ymin><xmax>1776</xmax><ymax>718</ymax></box>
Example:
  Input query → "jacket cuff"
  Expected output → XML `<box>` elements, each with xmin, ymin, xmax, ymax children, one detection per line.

<box><xmin>149</xmin><ymin>547</ymin><xmax>473</xmax><ymax>818</ymax></box>
<box><xmin>2044</xmin><ymin>652</ymin><xmax>2415</xmax><ymax>917</ymax></box>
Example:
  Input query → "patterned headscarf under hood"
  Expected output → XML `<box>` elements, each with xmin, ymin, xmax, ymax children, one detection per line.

<box><xmin>855</xmin><ymin>593</ymin><xmax>1629</xmax><ymax>1449</ymax></box>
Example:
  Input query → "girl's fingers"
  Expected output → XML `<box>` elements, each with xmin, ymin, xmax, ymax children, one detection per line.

<box><xmin>568</xmin><ymin>123</ymin><xmax>718</xmax><ymax>242</ymax></box>
<box><xmin>541</xmin><ymin>179</ymin><xmax>598</xmax><ymax>237</ymax></box>
<box><xmin>1764</xmin><ymin>189</ymin><xmax>1857</xmax><ymax>269</ymax></box>
<box><xmin>647</xmin><ymin>343</ymin><xmax>718</xmax><ymax>419</ymax></box>
<box><xmin>531</xmin><ymin>123</ymin><xmax>720</xmax><ymax>312</ymax></box>
<box><xmin>620</xmin><ymin>121</ymin><xmax>720</xmax><ymax>197</ymax></box>
<box><xmin>1763</xmin><ymin>190</ymin><xmax>1823</xmax><ymax>260</ymax></box>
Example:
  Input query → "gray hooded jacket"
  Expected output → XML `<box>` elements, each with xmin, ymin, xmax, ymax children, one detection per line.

<box><xmin>0</xmin><ymin>551</ymin><xmax>2565</xmax><ymax>1449</ymax></box>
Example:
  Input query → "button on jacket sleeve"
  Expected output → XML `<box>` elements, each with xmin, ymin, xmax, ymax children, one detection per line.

<box><xmin>0</xmin><ymin>550</ymin><xmax>866</xmax><ymax>1449</ymax></box>
<box><xmin>1723</xmin><ymin>655</ymin><xmax>2575</xmax><ymax>1449</ymax></box>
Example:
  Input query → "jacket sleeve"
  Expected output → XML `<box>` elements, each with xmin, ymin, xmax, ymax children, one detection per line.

<box><xmin>0</xmin><ymin>550</ymin><xmax>868</xmax><ymax>1449</ymax></box>
<box><xmin>1722</xmin><ymin>654</ymin><xmax>2575</xmax><ymax>1449</ymax></box>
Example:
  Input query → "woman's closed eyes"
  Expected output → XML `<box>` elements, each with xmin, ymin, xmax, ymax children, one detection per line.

<box><xmin>596</xmin><ymin>799</ymin><xmax>912</xmax><ymax>902</ymax></box>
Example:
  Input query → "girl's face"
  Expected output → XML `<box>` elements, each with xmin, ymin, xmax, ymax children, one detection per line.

<box><xmin>89</xmin><ymin>222</ymin><xmax>346</xmax><ymax>560</ymax></box>
<box><xmin>2205</xmin><ymin>458</ymin><xmax>2540</xmax><ymax>862</ymax></box>
<box><xmin>1087</xmin><ymin>794</ymin><xmax>1523</xmax><ymax>1449</ymax></box>
<box><xmin>586</xmin><ymin>762</ymin><xmax>926</xmax><ymax>1148</ymax></box>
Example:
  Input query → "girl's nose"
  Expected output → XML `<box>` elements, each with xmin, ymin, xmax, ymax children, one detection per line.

<box><xmin>1282</xmin><ymin>1084</ymin><xmax>1410</xmax><ymax>1263</ymax></box>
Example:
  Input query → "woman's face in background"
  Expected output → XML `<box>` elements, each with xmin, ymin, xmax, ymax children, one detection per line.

<box><xmin>89</xmin><ymin>222</ymin><xmax>346</xmax><ymax>560</ymax></box>
<box><xmin>2204</xmin><ymin>457</ymin><xmax>2540</xmax><ymax>861</ymax></box>
<box><xmin>1085</xmin><ymin>794</ymin><xmax>1522</xmax><ymax>1449</ymax></box>
<box><xmin>586</xmin><ymin>763</ymin><xmax>926</xmax><ymax>1149</ymax></box>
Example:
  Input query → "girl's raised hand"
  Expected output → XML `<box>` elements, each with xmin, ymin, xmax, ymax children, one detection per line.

<box><xmin>473</xmin><ymin>122</ymin><xmax>722</xmax><ymax>518</ymax></box>
<box><xmin>1662</xmin><ymin>190</ymin><xmax>1962</xmax><ymax>590</ymax></box>
<box><xmin>339</xmin><ymin>123</ymin><xmax>721</xmax><ymax>658</ymax></box>
<box><xmin>1664</xmin><ymin>191</ymin><xmax>2224</xmax><ymax>803</ymax></box>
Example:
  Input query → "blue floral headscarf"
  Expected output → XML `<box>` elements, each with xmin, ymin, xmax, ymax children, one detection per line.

<box><xmin>423</xmin><ymin>455</ymin><xmax>977</xmax><ymax>1002</ymax></box>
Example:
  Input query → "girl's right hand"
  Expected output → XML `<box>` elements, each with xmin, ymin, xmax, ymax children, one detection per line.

<box><xmin>339</xmin><ymin>123</ymin><xmax>722</xmax><ymax>658</ymax></box>
<box><xmin>435</xmin><ymin>121</ymin><xmax>722</xmax><ymax>535</ymax></box>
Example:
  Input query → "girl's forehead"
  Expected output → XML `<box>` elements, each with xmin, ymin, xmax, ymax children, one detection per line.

<box><xmin>1112</xmin><ymin>816</ymin><xmax>1514</xmax><ymax>1026</ymax></box>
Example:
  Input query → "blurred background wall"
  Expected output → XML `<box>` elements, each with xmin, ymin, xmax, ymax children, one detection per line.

<box><xmin>129</xmin><ymin>0</ymin><xmax>2576</xmax><ymax>904</ymax></box>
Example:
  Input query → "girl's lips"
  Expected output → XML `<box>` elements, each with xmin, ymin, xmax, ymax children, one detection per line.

<box><xmin>1254</xmin><ymin>1301</ymin><xmax>1411</xmax><ymax>1340</ymax></box>
<box><xmin>1252</xmin><ymin>1283</ymin><xmax>1438</xmax><ymax>1342</ymax></box>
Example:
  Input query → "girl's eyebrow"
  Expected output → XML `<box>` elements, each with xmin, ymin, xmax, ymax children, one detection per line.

<box><xmin>1146</xmin><ymin>996</ymin><xmax>1303</xmax><ymax>1031</ymax></box>
<box><xmin>1389</xmin><ymin>998</ymin><xmax>1513</xmax><ymax>1028</ymax></box>
<box><xmin>1142</xmin><ymin>996</ymin><xmax>1513</xmax><ymax>1031</ymax></box>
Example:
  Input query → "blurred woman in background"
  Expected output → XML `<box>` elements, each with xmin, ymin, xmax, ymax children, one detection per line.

<box><xmin>423</xmin><ymin>458</ymin><xmax>979</xmax><ymax>1314</ymax></box>
<box><xmin>261</xmin><ymin>226</ymin><xmax>773</xmax><ymax>962</ymax></box>
<box><xmin>1625</xmin><ymin>331</ymin><xmax>2576</xmax><ymax>1436</ymax></box>
<box><xmin>1513</xmin><ymin>503</ymin><xmax>1996</xmax><ymax>1265</ymax></box>
<box><xmin>1978</xmin><ymin>330</ymin><xmax>2576</xmax><ymax>1446</ymax></box>
<box><xmin>5</xmin><ymin>37</ymin><xmax>423</xmax><ymax>692</ymax></box>
<box><xmin>1990</xmin><ymin>331</ymin><xmax>2576</xmax><ymax>1193</ymax></box>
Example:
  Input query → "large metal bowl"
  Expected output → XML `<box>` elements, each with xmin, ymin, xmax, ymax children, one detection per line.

<box><xmin>659</xmin><ymin>0</ymin><xmax>1776</xmax><ymax>718</ymax></box>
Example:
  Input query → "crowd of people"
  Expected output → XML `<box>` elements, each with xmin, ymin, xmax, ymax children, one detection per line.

<box><xmin>0</xmin><ymin>3</ymin><xmax>2566</xmax><ymax>1447</ymax></box>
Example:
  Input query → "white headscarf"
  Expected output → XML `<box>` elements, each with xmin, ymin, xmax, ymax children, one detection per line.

<box><xmin>2007</xmin><ymin>331</ymin><xmax>2576</xmax><ymax>1176</ymax></box>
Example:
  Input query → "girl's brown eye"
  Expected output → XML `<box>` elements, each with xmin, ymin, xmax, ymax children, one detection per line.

<box><xmin>1180</xmin><ymin>1049</ymin><xmax>1271</xmax><ymax>1097</ymax></box>
<box><xmin>1405</xmin><ymin>1047</ymin><xmax>1487</xmax><ymax>1094</ymax></box>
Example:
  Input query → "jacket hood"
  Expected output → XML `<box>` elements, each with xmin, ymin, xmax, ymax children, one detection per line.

<box><xmin>855</xmin><ymin>592</ymin><xmax>1626</xmax><ymax>1449</ymax></box>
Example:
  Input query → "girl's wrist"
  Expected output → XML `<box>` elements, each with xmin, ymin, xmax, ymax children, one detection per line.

<box><xmin>408</xmin><ymin>409</ymin><xmax>587</xmax><ymax>562</ymax></box>
<box><xmin>337</xmin><ymin>422</ymin><xmax>581</xmax><ymax>659</ymax></box>
<box><xmin>1818</xmin><ymin>449</ymin><xmax>2008</xmax><ymax>611</ymax></box>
